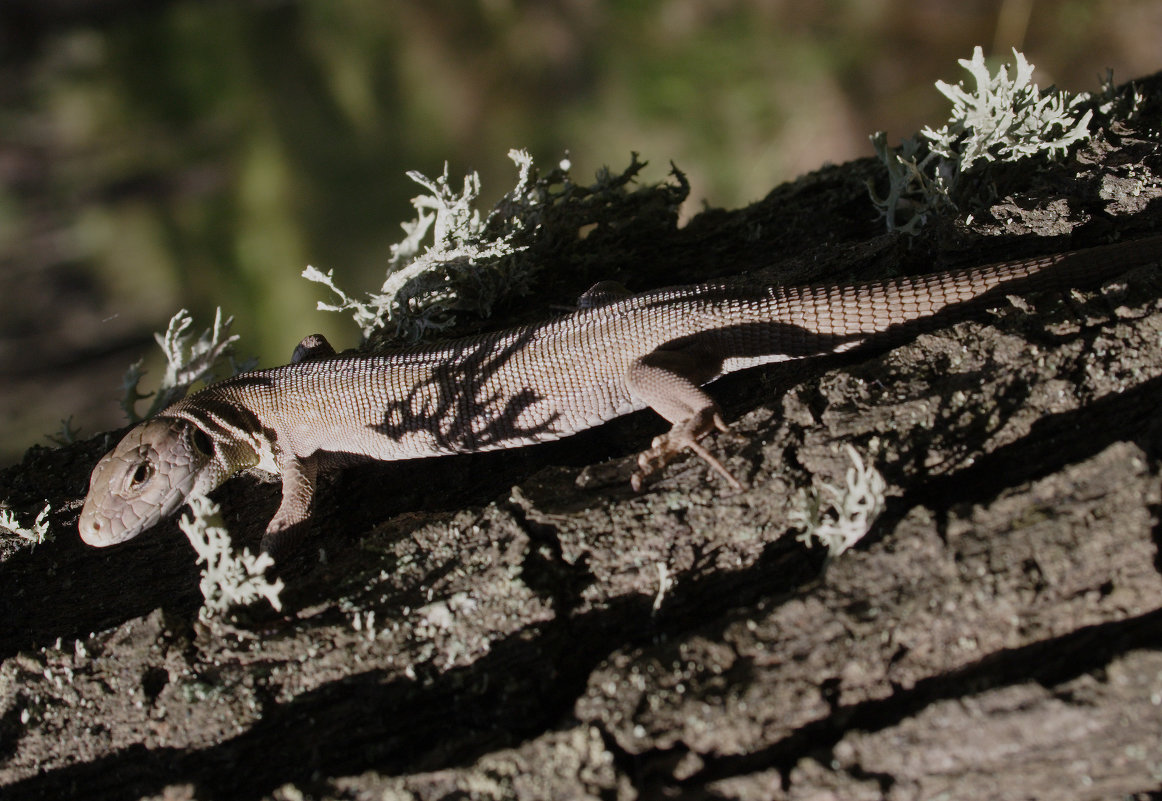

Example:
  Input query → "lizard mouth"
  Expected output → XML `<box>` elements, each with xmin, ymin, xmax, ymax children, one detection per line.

<box><xmin>78</xmin><ymin>490</ymin><xmax>178</xmax><ymax>546</ymax></box>
<box><xmin>80</xmin><ymin>484</ymin><xmax>203</xmax><ymax>545</ymax></box>
<box><xmin>78</xmin><ymin>507</ymin><xmax>132</xmax><ymax>546</ymax></box>
<box><xmin>78</xmin><ymin>461</ymin><xmax>203</xmax><ymax>546</ymax></box>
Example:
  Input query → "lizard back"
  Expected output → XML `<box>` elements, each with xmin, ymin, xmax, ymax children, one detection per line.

<box><xmin>167</xmin><ymin>236</ymin><xmax>1162</xmax><ymax>462</ymax></box>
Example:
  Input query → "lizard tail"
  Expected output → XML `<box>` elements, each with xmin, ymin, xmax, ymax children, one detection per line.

<box><xmin>773</xmin><ymin>234</ymin><xmax>1162</xmax><ymax>341</ymax></box>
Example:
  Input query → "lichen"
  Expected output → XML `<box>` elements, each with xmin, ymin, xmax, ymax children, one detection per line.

<box><xmin>0</xmin><ymin>501</ymin><xmax>52</xmax><ymax>548</ymax></box>
<box><xmin>789</xmin><ymin>445</ymin><xmax>885</xmax><ymax>558</ymax></box>
<box><xmin>923</xmin><ymin>46</ymin><xmax>1093</xmax><ymax>171</ymax></box>
<box><xmin>305</xmin><ymin>149</ymin><xmax>687</xmax><ymax>343</ymax></box>
<box><xmin>121</xmin><ymin>308</ymin><xmax>251</xmax><ymax>422</ymax></box>
<box><xmin>177</xmin><ymin>494</ymin><xmax>283</xmax><ymax>620</ymax></box>
<box><xmin>870</xmin><ymin>47</ymin><xmax>1096</xmax><ymax>234</ymax></box>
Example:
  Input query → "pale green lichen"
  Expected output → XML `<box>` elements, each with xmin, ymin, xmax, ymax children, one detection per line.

<box><xmin>45</xmin><ymin>416</ymin><xmax>81</xmax><ymax>447</ymax></box>
<box><xmin>867</xmin><ymin>131</ymin><xmax>954</xmax><ymax>235</ymax></box>
<box><xmin>306</xmin><ymin>149</ymin><xmax>685</xmax><ymax>342</ymax></box>
<box><xmin>871</xmin><ymin>47</ymin><xmax>1096</xmax><ymax>233</ymax></box>
<box><xmin>0</xmin><ymin>502</ymin><xmax>52</xmax><ymax>547</ymax></box>
<box><xmin>121</xmin><ymin>308</ymin><xmax>250</xmax><ymax>422</ymax></box>
<box><xmin>305</xmin><ymin>148</ymin><xmax>545</xmax><ymax>341</ymax></box>
<box><xmin>1094</xmin><ymin>68</ymin><xmax>1144</xmax><ymax>122</ymax></box>
<box><xmin>652</xmin><ymin>562</ymin><xmax>672</xmax><ymax>614</ymax></box>
<box><xmin>789</xmin><ymin>445</ymin><xmax>885</xmax><ymax>559</ymax></box>
<box><xmin>922</xmin><ymin>46</ymin><xmax>1093</xmax><ymax>171</ymax></box>
<box><xmin>177</xmin><ymin>494</ymin><xmax>283</xmax><ymax>620</ymax></box>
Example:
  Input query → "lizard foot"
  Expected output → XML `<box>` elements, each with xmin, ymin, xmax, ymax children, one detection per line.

<box><xmin>631</xmin><ymin>409</ymin><xmax>743</xmax><ymax>491</ymax></box>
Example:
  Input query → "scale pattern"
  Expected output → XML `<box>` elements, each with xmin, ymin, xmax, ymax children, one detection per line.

<box><xmin>172</xmin><ymin>238</ymin><xmax>1157</xmax><ymax>459</ymax></box>
<box><xmin>78</xmin><ymin>235</ymin><xmax>1162</xmax><ymax>550</ymax></box>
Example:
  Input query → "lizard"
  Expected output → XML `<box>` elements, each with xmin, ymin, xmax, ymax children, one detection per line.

<box><xmin>78</xmin><ymin>235</ymin><xmax>1162</xmax><ymax>557</ymax></box>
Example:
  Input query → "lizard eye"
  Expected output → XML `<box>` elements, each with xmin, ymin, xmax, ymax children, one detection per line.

<box><xmin>129</xmin><ymin>461</ymin><xmax>153</xmax><ymax>489</ymax></box>
<box><xmin>191</xmin><ymin>427</ymin><xmax>214</xmax><ymax>458</ymax></box>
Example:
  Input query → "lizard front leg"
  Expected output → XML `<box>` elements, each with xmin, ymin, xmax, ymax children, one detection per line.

<box><xmin>625</xmin><ymin>348</ymin><xmax>742</xmax><ymax>491</ymax></box>
<box><xmin>260</xmin><ymin>452</ymin><xmax>319</xmax><ymax>558</ymax></box>
<box><xmin>253</xmin><ymin>335</ymin><xmax>334</xmax><ymax>559</ymax></box>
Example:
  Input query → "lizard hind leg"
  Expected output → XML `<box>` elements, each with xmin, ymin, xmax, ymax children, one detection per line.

<box><xmin>625</xmin><ymin>349</ymin><xmax>743</xmax><ymax>491</ymax></box>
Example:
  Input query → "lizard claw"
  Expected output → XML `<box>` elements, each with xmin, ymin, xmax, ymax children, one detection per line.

<box><xmin>630</xmin><ymin>410</ymin><xmax>742</xmax><ymax>491</ymax></box>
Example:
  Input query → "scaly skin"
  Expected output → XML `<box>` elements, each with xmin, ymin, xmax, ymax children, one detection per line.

<box><xmin>79</xmin><ymin>236</ymin><xmax>1162</xmax><ymax>556</ymax></box>
<box><xmin>80</xmin><ymin>418</ymin><xmax>234</xmax><ymax>545</ymax></box>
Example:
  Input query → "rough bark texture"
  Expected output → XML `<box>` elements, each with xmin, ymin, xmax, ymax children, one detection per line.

<box><xmin>3</xmin><ymin>73</ymin><xmax>1162</xmax><ymax>801</ymax></box>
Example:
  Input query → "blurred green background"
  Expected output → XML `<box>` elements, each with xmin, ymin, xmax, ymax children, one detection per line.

<box><xmin>1</xmin><ymin>0</ymin><xmax>1160</xmax><ymax>465</ymax></box>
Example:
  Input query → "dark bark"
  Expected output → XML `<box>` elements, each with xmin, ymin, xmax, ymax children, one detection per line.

<box><xmin>3</xmin><ymin>72</ymin><xmax>1162</xmax><ymax>801</ymax></box>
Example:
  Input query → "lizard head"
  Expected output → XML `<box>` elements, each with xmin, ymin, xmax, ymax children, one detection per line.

<box><xmin>79</xmin><ymin>417</ymin><xmax>225</xmax><ymax>546</ymax></box>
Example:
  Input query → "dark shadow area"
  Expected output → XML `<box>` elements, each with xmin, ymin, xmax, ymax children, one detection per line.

<box><xmin>1</xmin><ymin>520</ymin><xmax>204</xmax><ymax>660</ymax></box>
<box><xmin>370</xmin><ymin>326</ymin><xmax>559</xmax><ymax>451</ymax></box>
<box><xmin>910</xmin><ymin>372</ymin><xmax>1162</xmax><ymax>517</ymax></box>
<box><xmin>679</xmin><ymin>607</ymin><xmax>1162</xmax><ymax>794</ymax></box>
<box><xmin>1</xmin><ymin>532</ymin><xmax>823</xmax><ymax>801</ymax></box>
